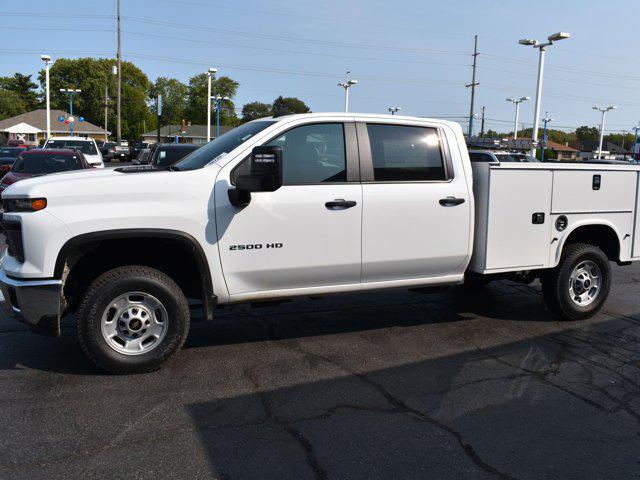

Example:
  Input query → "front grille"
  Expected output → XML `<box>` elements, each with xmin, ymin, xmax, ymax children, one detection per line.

<box><xmin>2</xmin><ymin>218</ymin><xmax>24</xmax><ymax>262</ymax></box>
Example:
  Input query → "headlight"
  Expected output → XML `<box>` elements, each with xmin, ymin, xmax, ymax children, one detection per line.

<box><xmin>3</xmin><ymin>198</ymin><xmax>47</xmax><ymax>212</ymax></box>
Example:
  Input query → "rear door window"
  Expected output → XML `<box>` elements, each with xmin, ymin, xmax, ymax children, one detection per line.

<box><xmin>366</xmin><ymin>124</ymin><xmax>446</xmax><ymax>181</ymax></box>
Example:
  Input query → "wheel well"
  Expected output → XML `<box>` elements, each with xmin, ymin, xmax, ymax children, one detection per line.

<box><xmin>563</xmin><ymin>224</ymin><xmax>620</xmax><ymax>261</ymax></box>
<box><xmin>59</xmin><ymin>233</ymin><xmax>214</xmax><ymax>316</ymax></box>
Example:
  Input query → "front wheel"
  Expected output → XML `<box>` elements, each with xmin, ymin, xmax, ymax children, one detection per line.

<box><xmin>77</xmin><ymin>266</ymin><xmax>190</xmax><ymax>374</ymax></box>
<box><xmin>541</xmin><ymin>243</ymin><xmax>611</xmax><ymax>320</ymax></box>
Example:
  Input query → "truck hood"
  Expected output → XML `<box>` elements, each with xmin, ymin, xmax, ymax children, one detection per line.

<box><xmin>1</xmin><ymin>164</ymin><xmax>219</xmax><ymax>201</ymax></box>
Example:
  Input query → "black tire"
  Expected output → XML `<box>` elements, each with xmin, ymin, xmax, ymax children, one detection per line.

<box><xmin>541</xmin><ymin>243</ymin><xmax>611</xmax><ymax>320</ymax></box>
<box><xmin>77</xmin><ymin>266</ymin><xmax>190</xmax><ymax>374</ymax></box>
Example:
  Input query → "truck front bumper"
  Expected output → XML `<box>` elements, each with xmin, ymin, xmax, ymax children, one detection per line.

<box><xmin>0</xmin><ymin>270</ymin><xmax>63</xmax><ymax>336</ymax></box>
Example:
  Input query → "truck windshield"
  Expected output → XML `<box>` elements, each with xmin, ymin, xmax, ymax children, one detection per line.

<box><xmin>173</xmin><ymin>121</ymin><xmax>276</xmax><ymax>171</ymax></box>
<box><xmin>46</xmin><ymin>139</ymin><xmax>97</xmax><ymax>156</ymax></box>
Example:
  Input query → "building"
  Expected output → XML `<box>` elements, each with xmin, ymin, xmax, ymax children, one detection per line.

<box><xmin>142</xmin><ymin>124</ymin><xmax>233</xmax><ymax>145</ymax></box>
<box><xmin>466</xmin><ymin>137</ymin><xmax>579</xmax><ymax>160</ymax></box>
<box><xmin>0</xmin><ymin>109</ymin><xmax>109</xmax><ymax>146</ymax></box>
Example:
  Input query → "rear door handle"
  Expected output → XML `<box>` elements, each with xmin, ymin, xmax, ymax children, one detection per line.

<box><xmin>325</xmin><ymin>199</ymin><xmax>357</xmax><ymax>210</ymax></box>
<box><xmin>439</xmin><ymin>197</ymin><xmax>466</xmax><ymax>207</ymax></box>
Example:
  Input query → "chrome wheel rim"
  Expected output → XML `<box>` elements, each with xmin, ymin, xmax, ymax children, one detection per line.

<box><xmin>568</xmin><ymin>260</ymin><xmax>602</xmax><ymax>307</ymax></box>
<box><xmin>100</xmin><ymin>292</ymin><xmax>168</xmax><ymax>355</ymax></box>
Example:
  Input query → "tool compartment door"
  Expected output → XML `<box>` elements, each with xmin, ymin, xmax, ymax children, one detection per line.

<box><xmin>484</xmin><ymin>168</ymin><xmax>553</xmax><ymax>270</ymax></box>
<box><xmin>552</xmin><ymin>170</ymin><xmax>636</xmax><ymax>214</ymax></box>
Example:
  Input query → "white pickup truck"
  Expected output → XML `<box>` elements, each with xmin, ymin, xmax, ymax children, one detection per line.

<box><xmin>1</xmin><ymin>113</ymin><xmax>639</xmax><ymax>373</ymax></box>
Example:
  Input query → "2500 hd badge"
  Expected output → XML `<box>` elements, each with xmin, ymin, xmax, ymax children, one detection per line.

<box><xmin>229</xmin><ymin>243</ymin><xmax>283</xmax><ymax>251</ymax></box>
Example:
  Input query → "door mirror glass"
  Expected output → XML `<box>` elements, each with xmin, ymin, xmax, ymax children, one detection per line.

<box><xmin>235</xmin><ymin>146</ymin><xmax>283</xmax><ymax>192</ymax></box>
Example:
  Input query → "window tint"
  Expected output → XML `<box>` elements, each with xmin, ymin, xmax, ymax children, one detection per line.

<box><xmin>366</xmin><ymin>124</ymin><xmax>446</xmax><ymax>181</ymax></box>
<box><xmin>13</xmin><ymin>153</ymin><xmax>81</xmax><ymax>174</ymax></box>
<box><xmin>154</xmin><ymin>146</ymin><xmax>200</xmax><ymax>167</ymax></box>
<box><xmin>469</xmin><ymin>152</ymin><xmax>494</xmax><ymax>162</ymax></box>
<box><xmin>267</xmin><ymin>123</ymin><xmax>346</xmax><ymax>184</ymax></box>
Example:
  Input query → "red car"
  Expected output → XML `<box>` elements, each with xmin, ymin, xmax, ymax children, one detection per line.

<box><xmin>0</xmin><ymin>149</ymin><xmax>93</xmax><ymax>195</ymax></box>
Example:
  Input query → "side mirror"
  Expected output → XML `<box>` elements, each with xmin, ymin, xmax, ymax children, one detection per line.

<box><xmin>229</xmin><ymin>146</ymin><xmax>283</xmax><ymax>207</ymax></box>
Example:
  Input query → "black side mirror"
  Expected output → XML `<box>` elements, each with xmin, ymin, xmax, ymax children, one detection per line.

<box><xmin>229</xmin><ymin>146</ymin><xmax>283</xmax><ymax>207</ymax></box>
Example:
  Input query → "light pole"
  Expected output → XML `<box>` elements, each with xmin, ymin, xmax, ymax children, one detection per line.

<box><xmin>59</xmin><ymin>88</ymin><xmax>81</xmax><ymax>136</ymax></box>
<box><xmin>505</xmin><ymin>96</ymin><xmax>530</xmax><ymax>139</ymax></box>
<box><xmin>388</xmin><ymin>106</ymin><xmax>401</xmax><ymax>115</ymax></box>
<box><xmin>338</xmin><ymin>71</ymin><xmax>357</xmax><ymax>113</ymax></box>
<box><xmin>206</xmin><ymin>67</ymin><xmax>217</xmax><ymax>143</ymax></box>
<box><xmin>593</xmin><ymin>106</ymin><xmax>616</xmax><ymax>159</ymax></box>
<box><xmin>541</xmin><ymin>114</ymin><xmax>552</xmax><ymax>162</ymax></box>
<box><xmin>41</xmin><ymin>55</ymin><xmax>52</xmax><ymax>141</ymax></box>
<box><xmin>519</xmin><ymin>32</ymin><xmax>570</xmax><ymax>156</ymax></box>
<box><xmin>213</xmin><ymin>95</ymin><xmax>230</xmax><ymax>139</ymax></box>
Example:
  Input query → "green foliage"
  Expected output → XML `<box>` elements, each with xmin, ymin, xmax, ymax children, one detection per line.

<box><xmin>241</xmin><ymin>101</ymin><xmax>272</xmax><ymax>123</ymax></box>
<box><xmin>184</xmin><ymin>73</ymin><xmax>239</xmax><ymax>126</ymax></box>
<box><xmin>0</xmin><ymin>89</ymin><xmax>27</xmax><ymax>120</ymax></box>
<box><xmin>149</xmin><ymin>77</ymin><xmax>187</xmax><ymax>126</ymax></box>
<box><xmin>0</xmin><ymin>73</ymin><xmax>39</xmax><ymax>111</ymax></box>
<box><xmin>271</xmin><ymin>96</ymin><xmax>310</xmax><ymax>116</ymax></box>
<box><xmin>575</xmin><ymin>125</ymin><xmax>600</xmax><ymax>143</ymax></box>
<box><xmin>37</xmin><ymin>57</ymin><xmax>150</xmax><ymax>140</ymax></box>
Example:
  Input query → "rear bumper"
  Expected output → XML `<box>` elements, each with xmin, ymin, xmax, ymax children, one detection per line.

<box><xmin>0</xmin><ymin>270</ymin><xmax>63</xmax><ymax>336</ymax></box>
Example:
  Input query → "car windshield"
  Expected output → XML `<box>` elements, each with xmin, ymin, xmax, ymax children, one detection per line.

<box><xmin>0</xmin><ymin>148</ymin><xmax>24</xmax><ymax>159</ymax></box>
<box><xmin>46</xmin><ymin>139</ymin><xmax>97</xmax><ymax>155</ymax></box>
<box><xmin>495</xmin><ymin>153</ymin><xmax>539</xmax><ymax>162</ymax></box>
<box><xmin>173</xmin><ymin>121</ymin><xmax>276</xmax><ymax>171</ymax></box>
<box><xmin>13</xmin><ymin>153</ymin><xmax>82</xmax><ymax>174</ymax></box>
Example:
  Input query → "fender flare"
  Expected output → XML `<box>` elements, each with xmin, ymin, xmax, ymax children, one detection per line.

<box><xmin>553</xmin><ymin>219</ymin><xmax>624</xmax><ymax>267</ymax></box>
<box><xmin>55</xmin><ymin>228</ymin><xmax>216</xmax><ymax>318</ymax></box>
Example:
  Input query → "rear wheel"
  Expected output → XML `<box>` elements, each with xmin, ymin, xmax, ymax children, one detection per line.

<box><xmin>77</xmin><ymin>266</ymin><xmax>190</xmax><ymax>374</ymax></box>
<box><xmin>541</xmin><ymin>243</ymin><xmax>611</xmax><ymax>320</ymax></box>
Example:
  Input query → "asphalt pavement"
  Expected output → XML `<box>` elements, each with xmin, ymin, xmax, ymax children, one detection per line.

<box><xmin>1</xmin><ymin>245</ymin><xmax>639</xmax><ymax>479</ymax></box>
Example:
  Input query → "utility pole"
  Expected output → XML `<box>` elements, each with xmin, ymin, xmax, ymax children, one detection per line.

<box><xmin>116</xmin><ymin>0</ymin><xmax>122</xmax><ymax>144</ymax></box>
<box><xmin>480</xmin><ymin>106</ymin><xmax>486</xmax><ymax>137</ymax></box>
<box><xmin>541</xmin><ymin>113</ymin><xmax>553</xmax><ymax>162</ymax></box>
<box><xmin>465</xmin><ymin>35</ymin><xmax>479</xmax><ymax>137</ymax></box>
<box><xmin>104</xmin><ymin>85</ymin><xmax>109</xmax><ymax>141</ymax></box>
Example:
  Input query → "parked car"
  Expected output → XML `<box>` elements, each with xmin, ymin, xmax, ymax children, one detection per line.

<box><xmin>43</xmin><ymin>137</ymin><xmax>104</xmax><ymax>168</ymax></box>
<box><xmin>0</xmin><ymin>149</ymin><xmax>92</xmax><ymax>196</ymax></box>
<box><xmin>0</xmin><ymin>147</ymin><xmax>27</xmax><ymax>170</ymax></box>
<box><xmin>101</xmin><ymin>141</ymin><xmax>130</xmax><ymax>162</ymax></box>
<box><xmin>150</xmin><ymin>143</ymin><xmax>200</xmax><ymax>167</ymax></box>
<box><xmin>135</xmin><ymin>148</ymin><xmax>152</xmax><ymax>165</ymax></box>
<box><xmin>131</xmin><ymin>142</ymin><xmax>149</xmax><ymax>159</ymax></box>
<box><xmin>469</xmin><ymin>150</ymin><xmax>539</xmax><ymax>163</ymax></box>
<box><xmin>1</xmin><ymin>113</ymin><xmax>639</xmax><ymax>373</ymax></box>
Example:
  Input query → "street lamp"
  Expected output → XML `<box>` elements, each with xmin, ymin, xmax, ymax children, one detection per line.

<box><xmin>206</xmin><ymin>67</ymin><xmax>217</xmax><ymax>143</ymax></box>
<box><xmin>41</xmin><ymin>55</ymin><xmax>52</xmax><ymax>140</ymax></box>
<box><xmin>519</xmin><ymin>31</ymin><xmax>570</xmax><ymax>156</ymax></box>
<box><xmin>59</xmin><ymin>88</ymin><xmax>81</xmax><ymax>136</ymax></box>
<box><xmin>505</xmin><ymin>96</ymin><xmax>530</xmax><ymax>139</ymax></box>
<box><xmin>338</xmin><ymin>71</ymin><xmax>357</xmax><ymax>113</ymax></box>
<box><xmin>541</xmin><ymin>114</ymin><xmax>553</xmax><ymax>162</ymax></box>
<box><xmin>593</xmin><ymin>105</ymin><xmax>617</xmax><ymax>159</ymax></box>
<box><xmin>213</xmin><ymin>95</ymin><xmax>230</xmax><ymax>139</ymax></box>
<box><xmin>388</xmin><ymin>106</ymin><xmax>401</xmax><ymax>115</ymax></box>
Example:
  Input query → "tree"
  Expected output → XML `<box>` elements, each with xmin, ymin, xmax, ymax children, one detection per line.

<box><xmin>271</xmin><ymin>96</ymin><xmax>310</xmax><ymax>116</ymax></box>
<box><xmin>0</xmin><ymin>89</ymin><xmax>27</xmax><ymax>120</ymax></box>
<box><xmin>149</xmin><ymin>77</ymin><xmax>187</xmax><ymax>126</ymax></box>
<box><xmin>0</xmin><ymin>73</ymin><xmax>39</xmax><ymax>111</ymax></box>
<box><xmin>184</xmin><ymin>73</ymin><xmax>239</xmax><ymax>126</ymax></box>
<box><xmin>241</xmin><ymin>101</ymin><xmax>272</xmax><ymax>123</ymax></box>
<box><xmin>38</xmin><ymin>58</ymin><xmax>151</xmax><ymax>140</ymax></box>
<box><xmin>575</xmin><ymin>125</ymin><xmax>600</xmax><ymax>143</ymax></box>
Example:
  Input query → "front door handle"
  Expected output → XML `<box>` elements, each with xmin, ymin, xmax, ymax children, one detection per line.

<box><xmin>325</xmin><ymin>199</ymin><xmax>357</xmax><ymax>210</ymax></box>
<box><xmin>439</xmin><ymin>197</ymin><xmax>466</xmax><ymax>207</ymax></box>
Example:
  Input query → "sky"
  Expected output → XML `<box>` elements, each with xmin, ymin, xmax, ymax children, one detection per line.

<box><xmin>1</xmin><ymin>0</ymin><xmax>639</xmax><ymax>134</ymax></box>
